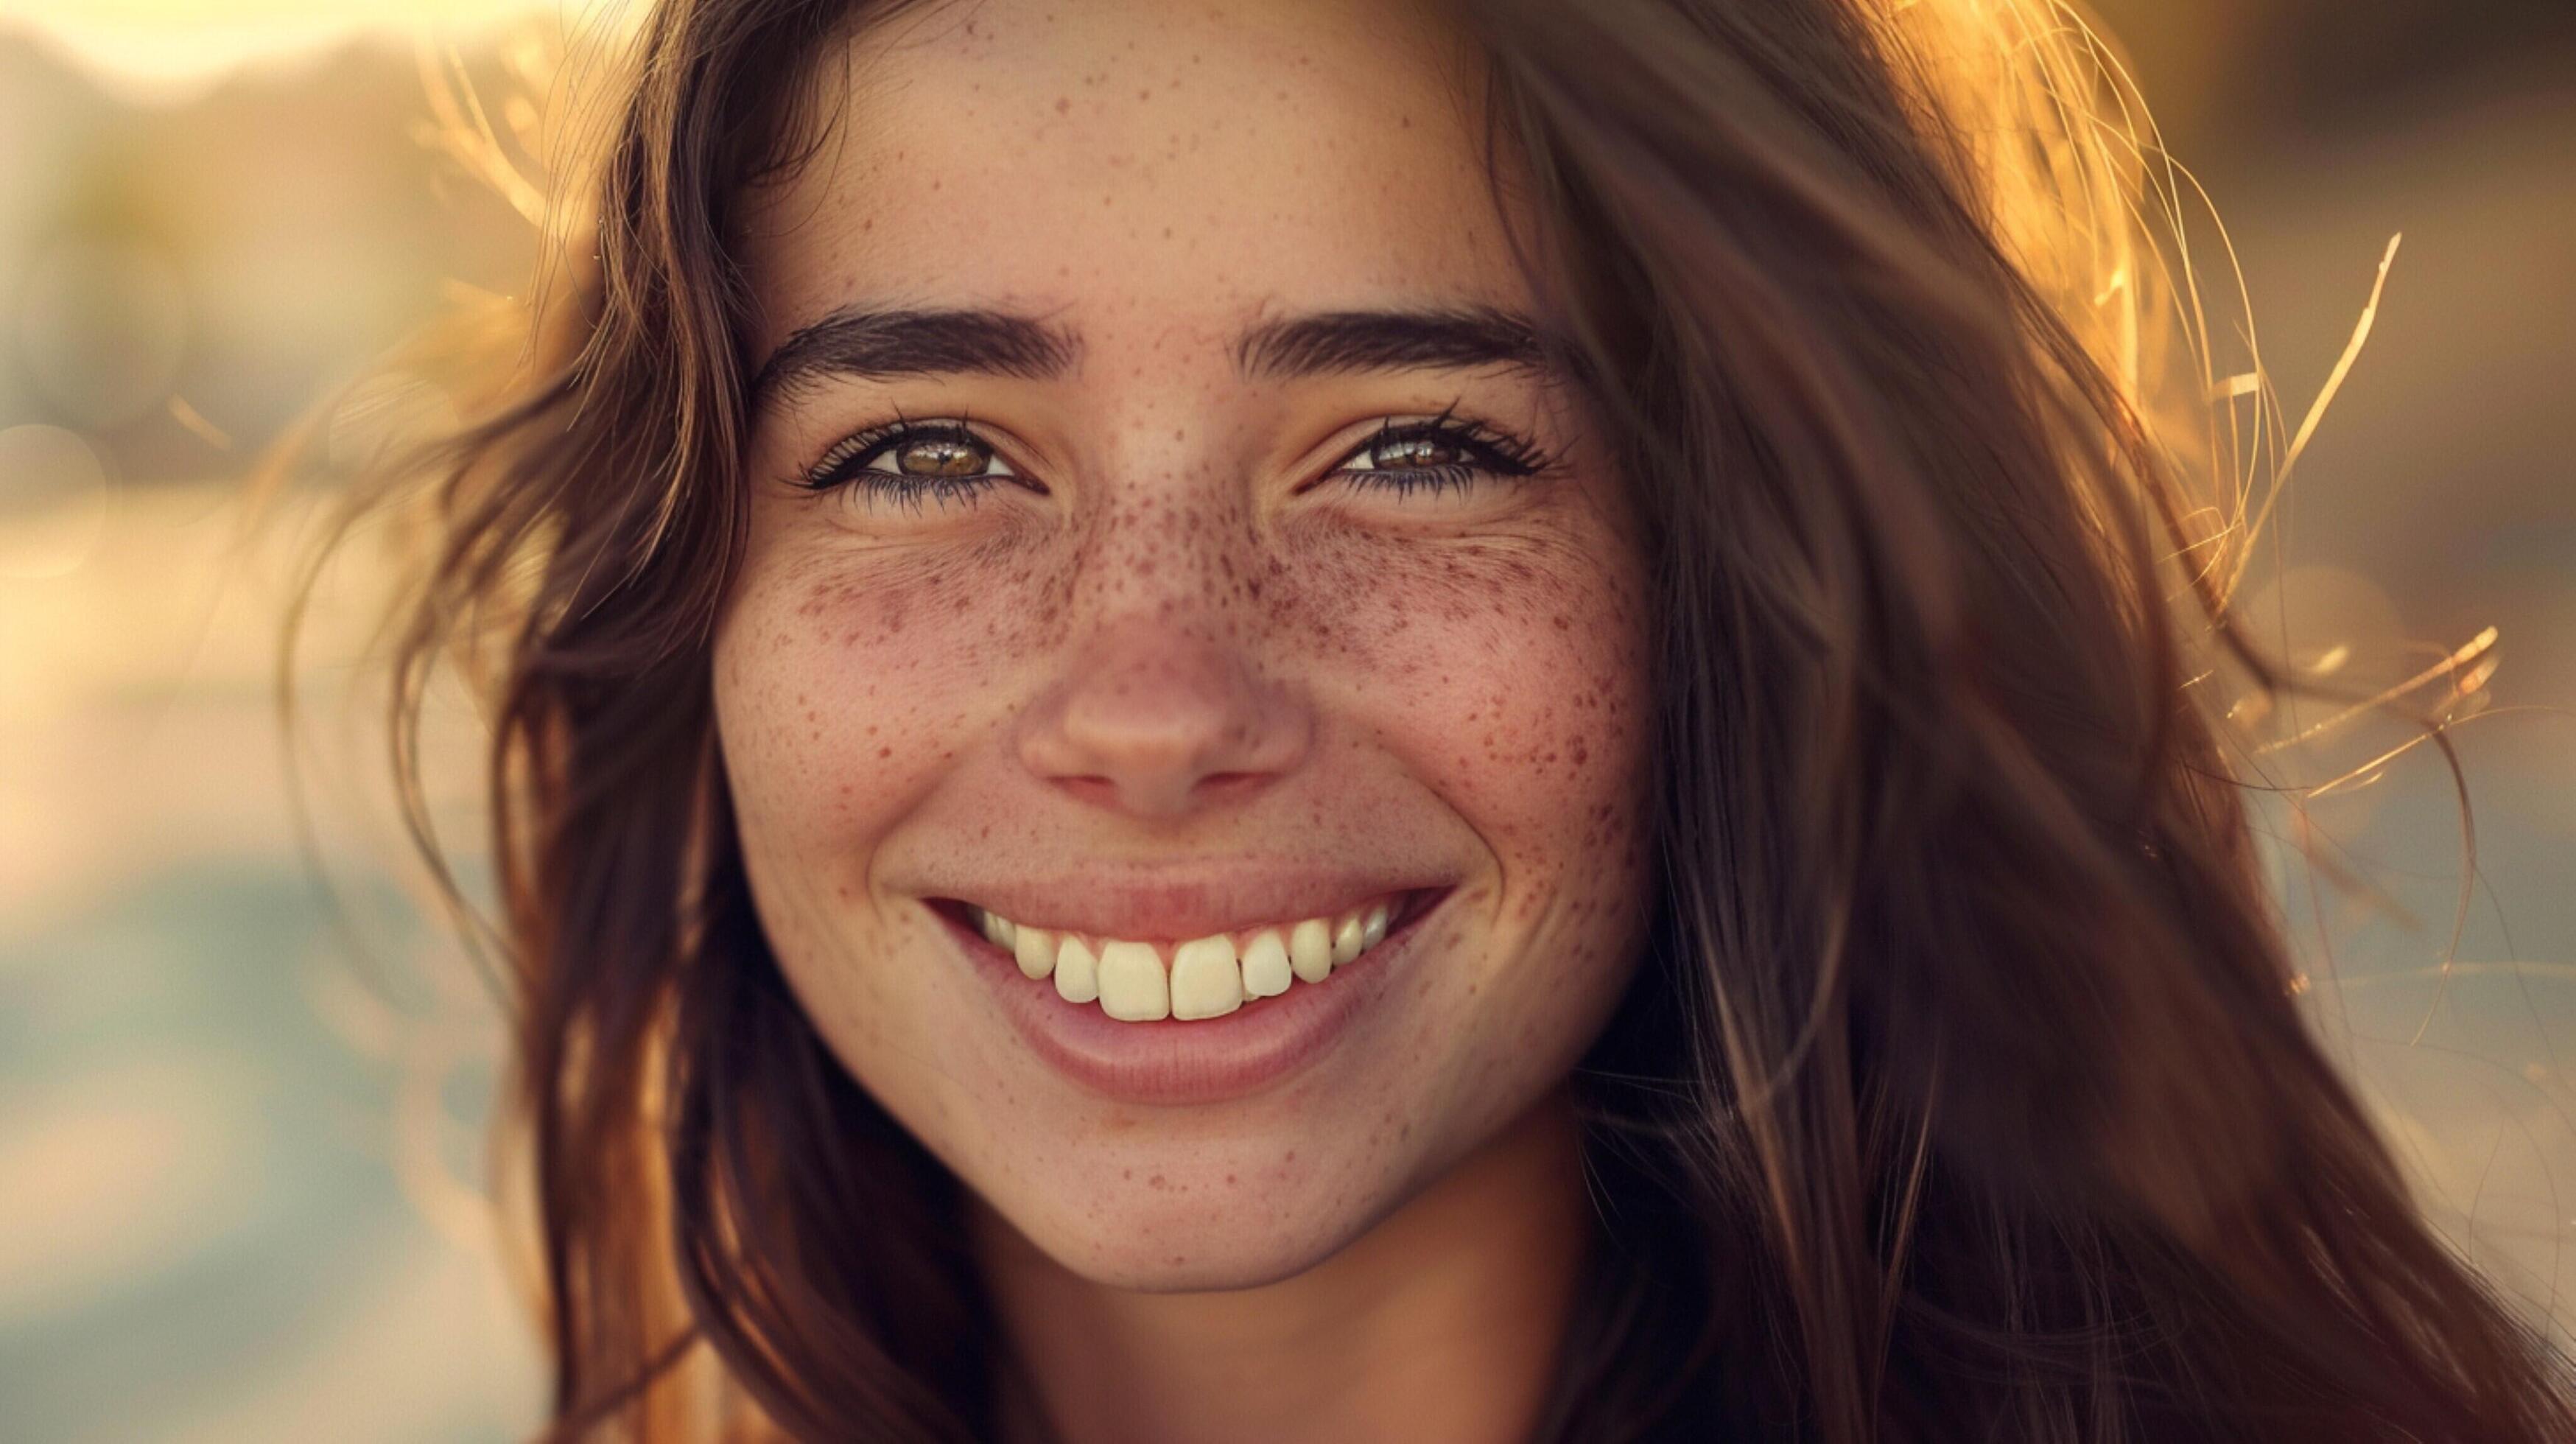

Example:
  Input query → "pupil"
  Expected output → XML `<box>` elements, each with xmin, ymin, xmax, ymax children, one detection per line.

<box><xmin>902</xmin><ymin>438</ymin><xmax>984</xmax><ymax>477</ymax></box>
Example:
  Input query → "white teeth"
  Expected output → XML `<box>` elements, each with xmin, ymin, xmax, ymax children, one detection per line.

<box><xmin>1053</xmin><ymin>935</ymin><xmax>1101</xmax><ymax>1003</ymax></box>
<box><xmin>1288</xmin><ymin>917</ymin><xmax>1335</xmax><ymax>984</ymax></box>
<box><xmin>1240</xmin><ymin>929</ymin><xmax>1292</xmax><ymax>998</ymax></box>
<box><xmin>971</xmin><ymin>895</ymin><xmax>1412</xmax><ymax>1022</ymax></box>
<box><xmin>1170</xmin><ymin>935</ymin><xmax>1244</xmax><ymax>1020</ymax></box>
<box><xmin>1014</xmin><ymin>925</ymin><xmax>1057</xmax><ymax>981</ymax></box>
<box><xmin>1096</xmin><ymin>940</ymin><xmax>1170</xmax><ymax>1022</ymax></box>
<box><xmin>1331</xmin><ymin>913</ymin><xmax>1364</xmax><ymax>966</ymax></box>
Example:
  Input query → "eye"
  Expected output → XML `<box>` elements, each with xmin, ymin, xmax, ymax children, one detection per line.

<box><xmin>1327</xmin><ymin>413</ymin><xmax>1551</xmax><ymax>502</ymax></box>
<box><xmin>796</xmin><ymin>416</ymin><xmax>1030</xmax><ymax>514</ymax></box>
<box><xmin>871</xmin><ymin>431</ymin><xmax>1008</xmax><ymax>480</ymax></box>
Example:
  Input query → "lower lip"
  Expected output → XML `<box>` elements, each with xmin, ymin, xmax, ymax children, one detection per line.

<box><xmin>936</xmin><ymin>892</ymin><xmax>1444</xmax><ymax>1107</ymax></box>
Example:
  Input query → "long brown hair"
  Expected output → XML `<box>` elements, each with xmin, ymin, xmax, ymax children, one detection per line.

<box><xmin>304</xmin><ymin>0</ymin><xmax>2576</xmax><ymax>1437</ymax></box>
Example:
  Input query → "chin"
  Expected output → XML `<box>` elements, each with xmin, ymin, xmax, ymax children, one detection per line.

<box><xmin>952</xmin><ymin>1098</ymin><xmax>1432</xmax><ymax>1289</ymax></box>
<box><xmin>993</xmin><ymin>1146</ymin><xmax>1400</xmax><ymax>1293</ymax></box>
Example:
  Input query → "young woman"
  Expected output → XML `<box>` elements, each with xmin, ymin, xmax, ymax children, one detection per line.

<box><xmin>330</xmin><ymin>0</ymin><xmax>2576</xmax><ymax>1437</ymax></box>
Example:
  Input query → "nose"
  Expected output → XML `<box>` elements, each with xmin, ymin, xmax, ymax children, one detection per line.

<box><xmin>1015</xmin><ymin>612</ymin><xmax>1312</xmax><ymax>819</ymax></box>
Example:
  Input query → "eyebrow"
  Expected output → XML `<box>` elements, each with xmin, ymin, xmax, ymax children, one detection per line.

<box><xmin>751</xmin><ymin>303</ymin><xmax>1551</xmax><ymax>403</ymax></box>
<box><xmin>753</xmin><ymin>307</ymin><xmax>1080</xmax><ymax>401</ymax></box>
<box><xmin>1234</xmin><ymin>306</ymin><xmax>1547</xmax><ymax>381</ymax></box>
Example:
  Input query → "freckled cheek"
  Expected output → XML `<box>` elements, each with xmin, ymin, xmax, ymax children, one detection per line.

<box><xmin>1273</xmin><ymin>536</ymin><xmax>1655</xmax><ymax>1050</ymax></box>
<box><xmin>1294</xmin><ymin>552</ymin><xmax>1653</xmax><ymax>1110</ymax></box>
<box><xmin>1281</xmin><ymin>549</ymin><xmax>1650</xmax><ymax>852</ymax></box>
<box><xmin>717</xmin><ymin>549</ymin><xmax>1064</xmax><ymax>848</ymax></box>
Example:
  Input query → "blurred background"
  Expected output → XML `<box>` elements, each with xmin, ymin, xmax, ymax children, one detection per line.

<box><xmin>0</xmin><ymin>0</ymin><xmax>2569</xmax><ymax>1438</ymax></box>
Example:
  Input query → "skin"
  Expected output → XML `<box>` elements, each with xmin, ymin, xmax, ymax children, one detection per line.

<box><xmin>711</xmin><ymin>0</ymin><xmax>1656</xmax><ymax>1437</ymax></box>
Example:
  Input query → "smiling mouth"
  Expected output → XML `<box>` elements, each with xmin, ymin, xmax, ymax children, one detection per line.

<box><xmin>934</xmin><ymin>889</ymin><xmax>1437</xmax><ymax>1023</ymax></box>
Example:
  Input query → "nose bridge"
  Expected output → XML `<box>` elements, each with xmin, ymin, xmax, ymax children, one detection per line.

<box><xmin>1056</xmin><ymin>389</ymin><xmax>1271</xmax><ymax>649</ymax></box>
<box><xmin>1081</xmin><ymin>385</ymin><xmax>1246</xmax><ymax>589</ymax></box>
<box><xmin>1081</xmin><ymin>469</ymin><xmax>1234</xmax><ymax>617</ymax></box>
<box><xmin>1015</xmin><ymin>435</ymin><xmax>1307</xmax><ymax>819</ymax></box>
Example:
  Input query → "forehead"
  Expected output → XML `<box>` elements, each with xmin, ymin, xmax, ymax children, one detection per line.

<box><xmin>743</xmin><ymin>0</ymin><xmax>1527</xmax><ymax>355</ymax></box>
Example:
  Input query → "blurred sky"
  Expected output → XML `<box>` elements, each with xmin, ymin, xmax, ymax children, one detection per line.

<box><xmin>0</xmin><ymin>2</ymin><xmax>2570</xmax><ymax>1441</ymax></box>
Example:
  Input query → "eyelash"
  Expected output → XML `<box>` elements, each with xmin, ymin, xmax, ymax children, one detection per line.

<box><xmin>792</xmin><ymin>407</ymin><xmax>1555</xmax><ymax>510</ymax></box>
<box><xmin>796</xmin><ymin>412</ymin><xmax>1011</xmax><ymax>515</ymax></box>
<box><xmin>1331</xmin><ymin>409</ymin><xmax>1555</xmax><ymax>501</ymax></box>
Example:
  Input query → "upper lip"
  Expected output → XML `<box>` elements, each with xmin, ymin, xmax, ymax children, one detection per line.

<box><xmin>930</xmin><ymin>863</ymin><xmax>1453</xmax><ymax>942</ymax></box>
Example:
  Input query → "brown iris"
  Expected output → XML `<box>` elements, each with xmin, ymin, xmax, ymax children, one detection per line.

<box><xmin>1369</xmin><ymin>435</ymin><xmax>1464</xmax><ymax>469</ymax></box>
<box><xmin>893</xmin><ymin>436</ymin><xmax>990</xmax><ymax>477</ymax></box>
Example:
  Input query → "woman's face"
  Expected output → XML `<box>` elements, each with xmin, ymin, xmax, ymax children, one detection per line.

<box><xmin>716</xmin><ymin>0</ymin><xmax>1653</xmax><ymax>1290</ymax></box>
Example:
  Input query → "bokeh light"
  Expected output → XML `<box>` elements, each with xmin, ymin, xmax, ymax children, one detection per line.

<box><xmin>0</xmin><ymin>0</ymin><xmax>589</xmax><ymax>103</ymax></box>
<box><xmin>18</xmin><ymin>237</ymin><xmax>187</xmax><ymax>429</ymax></box>
<box><xmin>0</xmin><ymin>421</ymin><xmax>108</xmax><ymax>577</ymax></box>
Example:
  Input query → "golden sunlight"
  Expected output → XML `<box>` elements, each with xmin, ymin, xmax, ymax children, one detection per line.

<box><xmin>0</xmin><ymin>0</ymin><xmax>614</xmax><ymax>101</ymax></box>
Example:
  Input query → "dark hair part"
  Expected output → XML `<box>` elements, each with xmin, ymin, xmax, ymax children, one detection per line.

<box><xmin>310</xmin><ymin>0</ymin><xmax>2576</xmax><ymax>1437</ymax></box>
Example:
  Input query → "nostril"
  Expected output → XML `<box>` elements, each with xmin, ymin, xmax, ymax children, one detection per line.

<box><xmin>1193</xmin><ymin>771</ymin><xmax>1277</xmax><ymax>802</ymax></box>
